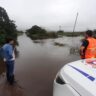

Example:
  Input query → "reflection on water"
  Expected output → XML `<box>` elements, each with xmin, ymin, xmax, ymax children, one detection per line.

<box><xmin>70</xmin><ymin>47</ymin><xmax>80</xmax><ymax>55</ymax></box>
<box><xmin>14</xmin><ymin>48</ymin><xmax>19</xmax><ymax>58</ymax></box>
<box><xmin>33</xmin><ymin>40</ymin><xmax>45</xmax><ymax>44</ymax></box>
<box><xmin>54</xmin><ymin>42</ymin><xmax>67</xmax><ymax>47</ymax></box>
<box><xmin>32</xmin><ymin>36</ymin><xmax>82</xmax><ymax>55</ymax></box>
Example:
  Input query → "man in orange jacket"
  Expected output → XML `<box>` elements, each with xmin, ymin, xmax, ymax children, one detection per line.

<box><xmin>80</xmin><ymin>30</ymin><xmax>96</xmax><ymax>59</ymax></box>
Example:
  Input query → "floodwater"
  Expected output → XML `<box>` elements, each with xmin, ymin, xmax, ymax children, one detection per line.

<box><xmin>0</xmin><ymin>34</ymin><xmax>81</xmax><ymax>96</ymax></box>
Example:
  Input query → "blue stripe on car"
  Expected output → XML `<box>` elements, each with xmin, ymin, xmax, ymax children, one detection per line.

<box><xmin>68</xmin><ymin>65</ymin><xmax>95</xmax><ymax>81</ymax></box>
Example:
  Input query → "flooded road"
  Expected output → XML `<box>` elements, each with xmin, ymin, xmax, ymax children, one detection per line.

<box><xmin>0</xmin><ymin>34</ymin><xmax>81</xmax><ymax>96</ymax></box>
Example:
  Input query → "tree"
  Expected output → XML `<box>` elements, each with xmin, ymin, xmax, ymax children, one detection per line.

<box><xmin>57</xmin><ymin>30</ymin><xmax>64</xmax><ymax>36</ymax></box>
<box><xmin>0</xmin><ymin>6</ymin><xmax>17</xmax><ymax>45</ymax></box>
<box><xmin>27</xmin><ymin>25</ymin><xmax>46</xmax><ymax>35</ymax></box>
<box><xmin>26</xmin><ymin>25</ymin><xmax>47</xmax><ymax>39</ymax></box>
<box><xmin>26</xmin><ymin>25</ymin><xmax>58</xmax><ymax>40</ymax></box>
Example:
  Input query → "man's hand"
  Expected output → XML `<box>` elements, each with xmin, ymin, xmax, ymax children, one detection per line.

<box><xmin>80</xmin><ymin>46</ymin><xmax>85</xmax><ymax>59</ymax></box>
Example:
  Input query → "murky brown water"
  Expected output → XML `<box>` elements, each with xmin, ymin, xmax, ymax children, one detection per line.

<box><xmin>0</xmin><ymin>34</ymin><xmax>81</xmax><ymax>96</ymax></box>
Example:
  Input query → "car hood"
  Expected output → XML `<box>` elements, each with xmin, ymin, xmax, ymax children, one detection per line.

<box><xmin>60</xmin><ymin>59</ymin><xmax>96</xmax><ymax>96</ymax></box>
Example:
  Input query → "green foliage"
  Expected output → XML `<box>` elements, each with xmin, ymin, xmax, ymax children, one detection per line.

<box><xmin>26</xmin><ymin>25</ymin><xmax>58</xmax><ymax>40</ymax></box>
<box><xmin>0</xmin><ymin>6</ymin><xmax>17</xmax><ymax>46</ymax></box>
<box><xmin>63</xmin><ymin>32</ymin><xmax>84</xmax><ymax>37</ymax></box>
<box><xmin>27</xmin><ymin>25</ymin><xmax>46</xmax><ymax>35</ymax></box>
<box><xmin>17</xmin><ymin>31</ymin><xmax>24</xmax><ymax>36</ymax></box>
<box><xmin>47</xmin><ymin>32</ymin><xmax>58</xmax><ymax>38</ymax></box>
<box><xmin>57</xmin><ymin>30</ymin><xmax>64</xmax><ymax>35</ymax></box>
<box><xmin>57</xmin><ymin>30</ymin><xmax>64</xmax><ymax>36</ymax></box>
<box><xmin>26</xmin><ymin>25</ymin><xmax>86</xmax><ymax>40</ymax></box>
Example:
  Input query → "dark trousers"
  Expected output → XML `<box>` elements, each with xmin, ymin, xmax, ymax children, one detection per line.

<box><xmin>5</xmin><ymin>61</ymin><xmax>15</xmax><ymax>84</ymax></box>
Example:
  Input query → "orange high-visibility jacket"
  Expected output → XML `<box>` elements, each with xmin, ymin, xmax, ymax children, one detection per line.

<box><xmin>85</xmin><ymin>37</ymin><xmax>96</xmax><ymax>59</ymax></box>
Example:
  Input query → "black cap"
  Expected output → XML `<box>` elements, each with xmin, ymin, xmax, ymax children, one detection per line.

<box><xmin>86</xmin><ymin>30</ymin><xmax>93</xmax><ymax>37</ymax></box>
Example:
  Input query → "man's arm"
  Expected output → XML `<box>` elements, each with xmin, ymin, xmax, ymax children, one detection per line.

<box><xmin>80</xmin><ymin>46</ymin><xmax>85</xmax><ymax>56</ymax></box>
<box><xmin>7</xmin><ymin>45</ymin><xmax>13</xmax><ymax>59</ymax></box>
<box><xmin>80</xmin><ymin>40</ymin><xmax>89</xmax><ymax>59</ymax></box>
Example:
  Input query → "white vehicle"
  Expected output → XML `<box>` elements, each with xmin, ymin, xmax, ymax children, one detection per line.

<box><xmin>53</xmin><ymin>59</ymin><xmax>96</xmax><ymax>96</ymax></box>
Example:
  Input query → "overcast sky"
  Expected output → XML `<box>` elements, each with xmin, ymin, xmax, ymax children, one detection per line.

<box><xmin>0</xmin><ymin>0</ymin><xmax>96</xmax><ymax>31</ymax></box>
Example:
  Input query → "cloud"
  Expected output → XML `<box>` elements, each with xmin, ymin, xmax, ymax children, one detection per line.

<box><xmin>0</xmin><ymin>0</ymin><xmax>96</xmax><ymax>31</ymax></box>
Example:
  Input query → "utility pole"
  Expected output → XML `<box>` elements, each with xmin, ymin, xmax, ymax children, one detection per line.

<box><xmin>73</xmin><ymin>13</ymin><xmax>79</xmax><ymax>34</ymax></box>
<box><xmin>71</xmin><ymin>12</ymin><xmax>79</xmax><ymax>52</ymax></box>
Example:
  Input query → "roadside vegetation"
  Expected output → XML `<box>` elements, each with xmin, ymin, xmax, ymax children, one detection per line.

<box><xmin>1</xmin><ymin>6</ymin><xmax>96</xmax><ymax>43</ymax></box>
<box><xmin>0</xmin><ymin>7</ymin><xmax>18</xmax><ymax>46</ymax></box>
<box><xmin>26</xmin><ymin>25</ymin><xmax>85</xmax><ymax>40</ymax></box>
<box><xmin>0</xmin><ymin>7</ymin><xmax>21</xmax><ymax>60</ymax></box>
<box><xmin>26</xmin><ymin>25</ymin><xmax>58</xmax><ymax>40</ymax></box>
<box><xmin>17</xmin><ymin>31</ymin><xmax>24</xmax><ymax>36</ymax></box>
<box><xmin>26</xmin><ymin>25</ymin><xmax>96</xmax><ymax>40</ymax></box>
